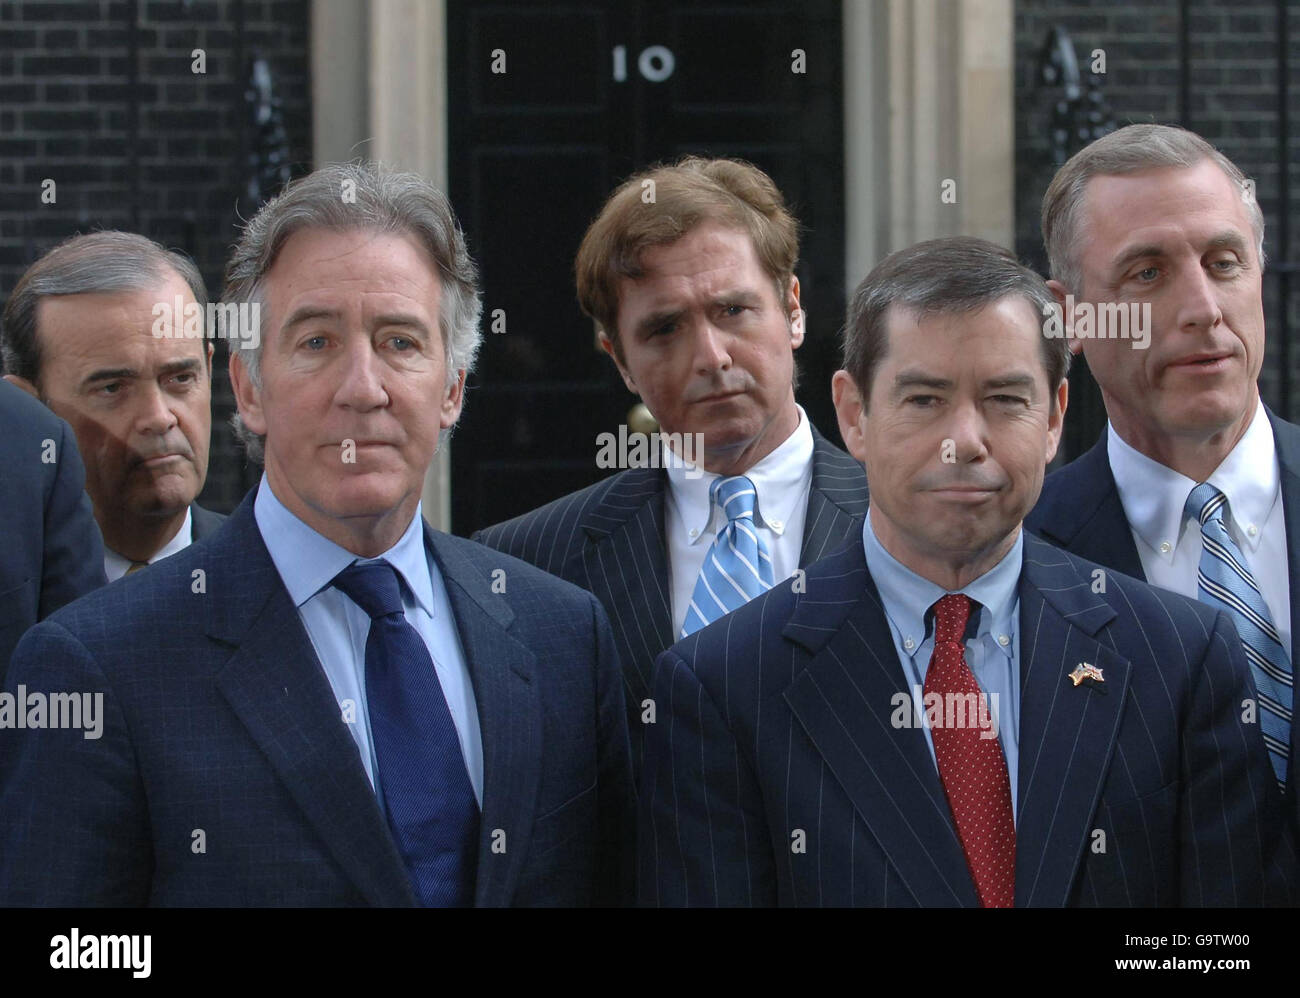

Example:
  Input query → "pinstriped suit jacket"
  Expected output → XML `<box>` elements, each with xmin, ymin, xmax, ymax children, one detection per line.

<box><xmin>640</xmin><ymin>531</ymin><xmax>1293</xmax><ymax>906</ymax></box>
<box><xmin>473</xmin><ymin>424</ymin><xmax>869</xmax><ymax>778</ymax></box>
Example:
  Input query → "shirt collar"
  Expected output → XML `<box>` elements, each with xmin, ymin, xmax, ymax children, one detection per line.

<box><xmin>862</xmin><ymin>509</ymin><xmax>1022</xmax><ymax>662</ymax></box>
<box><xmin>665</xmin><ymin>405</ymin><xmax>814</xmax><ymax>544</ymax></box>
<box><xmin>253</xmin><ymin>472</ymin><xmax>435</xmax><ymax>615</ymax></box>
<box><xmin>104</xmin><ymin>506</ymin><xmax>193</xmax><ymax>578</ymax></box>
<box><xmin>1107</xmin><ymin>398</ymin><xmax>1278</xmax><ymax>560</ymax></box>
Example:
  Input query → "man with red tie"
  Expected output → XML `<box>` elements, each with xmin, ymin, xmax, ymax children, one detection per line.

<box><xmin>639</xmin><ymin>236</ymin><xmax>1291</xmax><ymax>906</ymax></box>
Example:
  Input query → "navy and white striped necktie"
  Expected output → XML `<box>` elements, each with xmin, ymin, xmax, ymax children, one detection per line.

<box><xmin>1185</xmin><ymin>482</ymin><xmax>1291</xmax><ymax>787</ymax></box>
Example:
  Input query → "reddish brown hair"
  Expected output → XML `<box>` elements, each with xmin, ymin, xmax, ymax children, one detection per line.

<box><xmin>575</xmin><ymin>156</ymin><xmax>800</xmax><ymax>357</ymax></box>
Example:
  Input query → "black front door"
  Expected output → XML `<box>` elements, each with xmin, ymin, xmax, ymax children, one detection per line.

<box><xmin>447</xmin><ymin>0</ymin><xmax>844</xmax><ymax>534</ymax></box>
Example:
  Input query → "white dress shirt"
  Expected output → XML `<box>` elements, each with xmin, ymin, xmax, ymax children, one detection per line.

<box><xmin>103</xmin><ymin>507</ymin><xmax>193</xmax><ymax>582</ymax></box>
<box><xmin>1108</xmin><ymin>398</ymin><xmax>1291</xmax><ymax>654</ymax></box>
<box><xmin>664</xmin><ymin>405</ymin><xmax>814</xmax><ymax>637</ymax></box>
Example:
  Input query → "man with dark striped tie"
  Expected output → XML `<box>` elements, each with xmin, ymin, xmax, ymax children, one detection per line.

<box><xmin>1027</xmin><ymin>125</ymin><xmax>1300</xmax><ymax>831</ymax></box>
<box><xmin>0</xmin><ymin>163</ymin><xmax>633</xmax><ymax>907</ymax></box>
<box><xmin>475</xmin><ymin>158</ymin><xmax>869</xmax><ymax>778</ymax></box>
<box><xmin>641</xmin><ymin>237</ymin><xmax>1292</xmax><ymax>906</ymax></box>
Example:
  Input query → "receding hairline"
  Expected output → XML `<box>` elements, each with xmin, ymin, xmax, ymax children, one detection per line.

<box><xmin>31</xmin><ymin>263</ymin><xmax>202</xmax><ymax>352</ymax></box>
<box><xmin>253</xmin><ymin>225</ymin><xmax>448</xmax><ymax>336</ymax></box>
<box><xmin>1060</xmin><ymin>153</ymin><xmax>1261</xmax><ymax>287</ymax></box>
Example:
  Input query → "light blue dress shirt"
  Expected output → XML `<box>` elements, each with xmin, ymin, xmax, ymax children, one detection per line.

<box><xmin>862</xmin><ymin>511</ymin><xmax>1022</xmax><ymax>817</ymax></box>
<box><xmin>253</xmin><ymin>474</ymin><xmax>484</xmax><ymax>811</ymax></box>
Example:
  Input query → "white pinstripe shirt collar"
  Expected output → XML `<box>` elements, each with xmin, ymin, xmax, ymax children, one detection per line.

<box><xmin>664</xmin><ymin>404</ymin><xmax>814</xmax><ymax>544</ymax></box>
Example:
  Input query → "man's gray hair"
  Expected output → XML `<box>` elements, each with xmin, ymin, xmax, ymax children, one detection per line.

<box><xmin>1</xmin><ymin>230</ymin><xmax>208</xmax><ymax>383</ymax></box>
<box><xmin>1042</xmin><ymin>122</ymin><xmax>1266</xmax><ymax>294</ymax></box>
<box><xmin>223</xmin><ymin>161</ymin><xmax>483</xmax><ymax>464</ymax></box>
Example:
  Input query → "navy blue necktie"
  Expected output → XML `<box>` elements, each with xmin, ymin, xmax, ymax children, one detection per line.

<box><xmin>332</xmin><ymin>561</ymin><xmax>479</xmax><ymax>906</ymax></box>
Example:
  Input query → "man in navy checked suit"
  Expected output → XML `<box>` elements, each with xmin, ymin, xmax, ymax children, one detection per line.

<box><xmin>476</xmin><ymin>158</ymin><xmax>869</xmax><ymax>778</ymax></box>
<box><xmin>0</xmin><ymin>163</ymin><xmax>633</xmax><ymax>907</ymax></box>
<box><xmin>641</xmin><ymin>237</ymin><xmax>1292</xmax><ymax>906</ymax></box>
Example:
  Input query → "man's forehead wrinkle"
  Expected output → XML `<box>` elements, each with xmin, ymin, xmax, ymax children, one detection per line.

<box><xmin>280</xmin><ymin>288</ymin><xmax>434</xmax><ymax>319</ymax></box>
<box><xmin>1108</xmin><ymin>226</ymin><xmax>1249</xmax><ymax>268</ymax></box>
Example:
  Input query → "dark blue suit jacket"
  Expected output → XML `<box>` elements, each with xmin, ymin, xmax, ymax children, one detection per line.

<box><xmin>640</xmin><ymin>531</ymin><xmax>1290</xmax><ymax>906</ymax></box>
<box><xmin>474</xmin><ymin>424</ymin><xmax>869</xmax><ymax>776</ymax></box>
<box><xmin>1027</xmin><ymin>407</ymin><xmax>1300</xmax><ymax>832</ymax></box>
<box><xmin>189</xmin><ymin>502</ymin><xmax>225</xmax><ymax>540</ymax></box>
<box><xmin>0</xmin><ymin>485</ymin><xmax>634</xmax><ymax>906</ymax></box>
<box><xmin>0</xmin><ymin>380</ymin><xmax>106</xmax><ymax>672</ymax></box>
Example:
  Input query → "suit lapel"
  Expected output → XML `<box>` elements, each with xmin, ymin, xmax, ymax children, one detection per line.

<box><xmin>1014</xmin><ymin>535</ymin><xmax>1130</xmax><ymax>906</ymax></box>
<box><xmin>1033</xmin><ymin>436</ymin><xmax>1147</xmax><ymax>581</ymax></box>
<box><xmin>780</xmin><ymin>534</ymin><xmax>1134</xmax><ymax>907</ymax></box>
<box><xmin>426</xmin><ymin>528</ymin><xmax>541</xmax><ymax>908</ymax></box>
<box><xmin>579</xmin><ymin>467</ymin><xmax>673</xmax><ymax>699</ymax></box>
<box><xmin>800</xmin><ymin>425</ymin><xmax>870</xmax><ymax>567</ymax></box>
<box><xmin>780</xmin><ymin>542</ymin><xmax>979</xmax><ymax>906</ymax></box>
<box><xmin>1265</xmin><ymin>407</ymin><xmax>1300</xmax><ymax>812</ymax></box>
<box><xmin>209</xmin><ymin>493</ymin><xmax>415</xmax><ymax>906</ymax></box>
<box><xmin>1265</xmin><ymin>408</ymin><xmax>1300</xmax><ymax>673</ymax></box>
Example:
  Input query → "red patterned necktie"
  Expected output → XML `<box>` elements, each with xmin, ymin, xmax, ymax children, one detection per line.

<box><xmin>924</xmin><ymin>593</ymin><xmax>1016</xmax><ymax>907</ymax></box>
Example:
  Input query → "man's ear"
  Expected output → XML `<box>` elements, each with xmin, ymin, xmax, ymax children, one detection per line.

<box><xmin>598</xmin><ymin>330</ymin><xmax>638</xmax><ymax>394</ymax></box>
<box><xmin>441</xmin><ymin>369</ymin><xmax>467</xmax><ymax>429</ymax></box>
<box><xmin>228</xmin><ymin>352</ymin><xmax>268</xmax><ymax>437</ymax></box>
<box><xmin>787</xmin><ymin>276</ymin><xmax>804</xmax><ymax>349</ymax></box>
<box><xmin>831</xmin><ymin>369</ymin><xmax>868</xmax><ymax>464</ymax></box>
<box><xmin>2</xmin><ymin>374</ymin><xmax>41</xmax><ymax>400</ymax></box>
<box><xmin>1045</xmin><ymin>378</ymin><xmax>1070</xmax><ymax>464</ymax></box>
<box><xmin>1046</xmin><ymin>279</ymin><xmax>1084</xmax><ymax>357</ymax></box>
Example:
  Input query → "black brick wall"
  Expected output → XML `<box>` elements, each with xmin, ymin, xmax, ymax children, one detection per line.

<box><xmin>1016</xmin><ymin>0</ymin><xmax>1300</xmax><ymax>459</ymax></box>
<box><xmin>0</xmin><ymin>0</ymin><xmax>312</xmax><ymax>512</ymax></box>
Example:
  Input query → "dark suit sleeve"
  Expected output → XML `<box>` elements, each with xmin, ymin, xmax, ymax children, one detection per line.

<box><xmin>638</xmin><ymin>647</ymin><xmax>776</xmax><ymax>906</ymax></box>
<box><xmin>590</xmin><ymin>594</ymin><xmax>636</xmax><ymax>906</ymax></box>
<box><xmin>0</xmin><ymin>621</ymin><xmax>151</xmax><ymax>905</ymax></box>
<box><xmin>1181</xmin><ymin>610</ymin><xmax>1293</xmax><ymax>905</ymax></box>
<box><xmin>39</xmin><ymin>418</ymin><xmax>107</xmax><ymax>617</ymax></box>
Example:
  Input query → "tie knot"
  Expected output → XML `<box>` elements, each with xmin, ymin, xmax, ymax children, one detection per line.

<box><xmin>331</xmin><ymin>561</ymin><xmax>404</xmax><ymax>620</ymax></box>
<box><xmin>931</xmin><ymin>593</ymin><xmax>973</xmax><ymax>645</ymax></box>
<box><xmin>1186</xmin><ymin>482</ymin><xmax>1228</xmax><ymax>527</ymax></box>
<box><xmin>712</xmin><ymin>475</ymin><xmax>758</xmax><ymax>524</ymax></box>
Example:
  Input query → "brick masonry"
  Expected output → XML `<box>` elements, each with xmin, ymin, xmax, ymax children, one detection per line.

<box><xmin>2</xmin><ymin>1</ymin><xmax>1296</xmax><ymax>498</ymax></box>
<box><xmin>0</xmin><ymin>0</ymin><xmax>311</xmax><ymax>512</ymax></box>
<box><xmin>1016</xmin><ymin>0</ymin><xmax>1300</xmax><ymax>460</ymax></box>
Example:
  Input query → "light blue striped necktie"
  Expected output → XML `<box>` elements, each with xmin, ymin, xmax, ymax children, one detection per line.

<box><xmin>680</xmin><ymin>475</ymin><xmax>775</xmax><ymax>637</ymax></box>
<box><xmin>1185</xmin><ymin>482</ymin><xmax>1292</xmax><ymax>787</ymax></box>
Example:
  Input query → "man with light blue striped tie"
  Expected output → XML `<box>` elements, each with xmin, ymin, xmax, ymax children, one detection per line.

<box><xmin>1026</xmin><ymin>126</ymin><xmax>1300</xmax><ymax>855</ymax></box>
<box><xmin>681</xmin><ymin>475</ymin><xmax>775</xmax><ymax>637</ymax></box>
<box><xmin>1187</xmin><ymin>483</ymin><xmax>1292</xmax><ymax>785</ymax></box>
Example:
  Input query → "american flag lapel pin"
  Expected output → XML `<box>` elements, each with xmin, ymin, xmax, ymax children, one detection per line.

<box><xmin>1068</xmin><ymin>662</ymin><xmax>1105</xmax><ymax>687</ymax></box>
